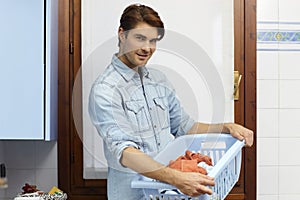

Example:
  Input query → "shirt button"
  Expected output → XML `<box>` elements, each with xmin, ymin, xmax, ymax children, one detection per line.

<box><xmin>158</xmin><ymin>143</ymin><xmax>161</xmax><ymax>146</ymax></box>
<box><xmin>153</xmin><ymin>125</ymin><xmax>157</xmax><ymax>128</ymax></box>
<box><xmin>149</xmin><ymin>108</ymin><xmax>152</xmax><ymax>111</ymax></box>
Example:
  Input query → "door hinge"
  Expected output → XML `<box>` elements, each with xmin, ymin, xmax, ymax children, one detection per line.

<box><xmin>69</xmin><ymin>42</ymin><xmax>74</xmax><ymax>54</ymax></box>
<box><xmin>234</xmin><ymin>71</ymin><xmax>242</xmax><ymax>100</ymax></box>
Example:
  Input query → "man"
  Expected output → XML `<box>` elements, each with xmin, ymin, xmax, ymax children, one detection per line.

<box><xmin>89</xmin><ymin>4</ymin><xmax>253</xmax><ymax>199</ymax></box>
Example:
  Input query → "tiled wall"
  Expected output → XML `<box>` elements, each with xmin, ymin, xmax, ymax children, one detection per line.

<box><xmin>0</xmin><ymin>141</ymin><xmax>57</xmax><ymax>199</ymax></box>
<box><xmin>257</xmin><ymin>0</ymin><xmax>300</xmax><ymax>199</ymax></box>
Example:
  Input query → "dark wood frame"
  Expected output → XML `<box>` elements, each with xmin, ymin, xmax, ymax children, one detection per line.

<box><xmin>58</xmin><ymin>0</ymin><xmax>256</xmax><ymax>199</ymax></box>
<box><xmin>234</xmin><ymin>1</ymin><xmax>257</xmax><ymax>200</ymax></box>
<box><xmin>58</xmin><ymin>0</ymin><xmax>108</xmax><ymax>199</ymax></box>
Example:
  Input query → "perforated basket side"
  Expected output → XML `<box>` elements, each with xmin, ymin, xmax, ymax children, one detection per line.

<box><xmin>211</xmin><ymin>148</ymin><xmax>242</xmax><ymax>200</ymax></box>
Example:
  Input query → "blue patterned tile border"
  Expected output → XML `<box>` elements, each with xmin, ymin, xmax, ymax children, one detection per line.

<box><xmin>257</xmin><ymin>30</ymin><xmax>300</xmax><ymax>43</ymax></box>
<box><xmin>257</xmin><ymin>21</ymin><xmax>300</xmax><ymax>51</ymax></box>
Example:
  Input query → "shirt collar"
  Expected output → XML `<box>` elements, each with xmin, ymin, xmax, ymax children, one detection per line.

<box><xmin>138</xmin><ymin>66</ymin><xmax>150</xmax><ymax>79</ymax></box>
<box><xmin>111</xmin><ymin>54</ymin><xmax>151</xmax><ymax>81</ymax></box>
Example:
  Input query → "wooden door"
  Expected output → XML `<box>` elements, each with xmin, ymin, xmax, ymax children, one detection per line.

<box><xmin>57</xmin><ymin>0</ymin><xmax>256</xmax><ymax>199</ymax></box>
<box><xmin>229</xmin><ymin>0</ymin><xmax>257</xmax><ymax>199</ymax></box>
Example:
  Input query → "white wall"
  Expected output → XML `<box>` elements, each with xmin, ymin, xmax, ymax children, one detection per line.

<box><xmin>0</xmin><ymin>141</ymin><xmax>57</xmax><ymax>200</ymax></box>
<box><xmin>257</xmin><ymin>0</ymin><xmax>300</xmax><ymax>199</ymax></box>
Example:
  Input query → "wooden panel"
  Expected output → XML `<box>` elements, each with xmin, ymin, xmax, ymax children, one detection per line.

<box><xmin>231</xmin><ymin>0</ymin><xmax>246</xmax><ymax>197</ymax></box>
<box><xmin>244</xmin><ymin>0</ymin><xmax>257</xmax><ymax>199</ymax></box>
<box><xmin>58</xmin><ymin>0</ymin><xmax>107</xmax><ymax>199</ymax></box>
<box><xmin>58</xmin><ymin>0</ymin><xmax>71</xmax><ymax>194</ymax></box>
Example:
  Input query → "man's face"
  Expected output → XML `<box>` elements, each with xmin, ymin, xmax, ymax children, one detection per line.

<box><xmin>118</xmin><ymin>22</ymin><xmax>159</xmax><ymax>69</ymax></box>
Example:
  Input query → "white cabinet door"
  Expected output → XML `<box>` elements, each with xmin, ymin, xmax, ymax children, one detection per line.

<box><xmin>0</xmin><ymin>0</ymin><xmax>57</xmax><ymax>140</ymax></box>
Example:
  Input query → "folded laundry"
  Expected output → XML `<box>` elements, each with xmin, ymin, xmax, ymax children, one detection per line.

<box><xmin>168</xmin><ymin>150</ymin><xmax>213</xmax><ymax>175</ymax></box>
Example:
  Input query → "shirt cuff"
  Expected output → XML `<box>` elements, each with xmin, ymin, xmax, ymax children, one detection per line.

<box><xmin>114</xmin><ymin>141</ymin><xmax>141</xmax><ymax>166</ymax></box>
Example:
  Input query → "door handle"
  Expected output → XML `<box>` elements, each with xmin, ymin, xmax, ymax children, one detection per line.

<box><xmin>234</xmin><ymin>71</ymin><xmax>242</xmax><ymax>100</ymax></box>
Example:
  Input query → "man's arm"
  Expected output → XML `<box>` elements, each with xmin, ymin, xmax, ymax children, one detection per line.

<box><xmin>187</xmin><ymin>122</ymin><xmax>254</xmax><ymax>147</ymax></box>
<box><xmin>121</xmin><ymin>146</ymin><xmax>215</xmax><ymax>197</ymax></box>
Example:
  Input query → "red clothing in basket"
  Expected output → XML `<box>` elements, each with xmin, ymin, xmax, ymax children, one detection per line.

<box><xmin>168</xmin><ymin>150</ymin><xmax>213</xmax><ymax>175</ymax></box>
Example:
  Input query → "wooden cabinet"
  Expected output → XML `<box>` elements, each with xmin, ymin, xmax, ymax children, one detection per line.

<box><xmin>0</xmin><ymin>0</ymin><xmax>58</xmax><ymax>140</ymax></box>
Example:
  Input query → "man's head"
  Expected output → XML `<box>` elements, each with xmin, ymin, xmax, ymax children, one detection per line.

<box><xmin>119</xmin><ymin>4</ymin><xmax>165</xmax><ymax>40</ymax></box>
<box><xmin>117</xmin><ymin>4</ymin><xmax>165</xmax><ymax>69</ymax></box>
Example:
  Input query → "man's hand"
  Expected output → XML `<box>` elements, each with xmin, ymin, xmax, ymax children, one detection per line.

<box><xmin>224</xmin><ymin>123</ymin><xmax>254</xmax><ymax>147</ymax></box>
<box><xmin>171</xmin><ymin>170</ymin><xmax>215</xmax><ymax>197</ymax></box>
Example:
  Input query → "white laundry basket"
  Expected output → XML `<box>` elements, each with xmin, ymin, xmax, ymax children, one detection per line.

<box><xmin>131</xmin><ymin>133</ymin><xmax>245</xmax><ymax>200</ymax></box>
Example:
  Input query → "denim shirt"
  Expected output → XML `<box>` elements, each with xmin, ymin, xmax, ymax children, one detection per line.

<box><xmin>88</xmin><ymin>55</ymin><xmax>195</xmax><ymax>198</ymax></box>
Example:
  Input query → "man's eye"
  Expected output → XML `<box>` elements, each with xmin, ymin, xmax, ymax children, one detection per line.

<box><xmin>150</xmin><ymin>39</ymin><xmax>158</xmax><ymax>44</ymax></box>
<box><xmin>135</xmin><ymin>36</ymin><xmax>145</xmax><ymax>41</ymax></box>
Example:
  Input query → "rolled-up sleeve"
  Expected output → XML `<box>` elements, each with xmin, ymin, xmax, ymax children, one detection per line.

<box><xmin>88</xmin><ymin>82</ymin><xmax>142</xmax><ymax>163</ymax></box>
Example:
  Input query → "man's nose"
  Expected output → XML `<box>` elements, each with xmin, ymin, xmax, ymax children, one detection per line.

<box><xmin>141</xmin><ymin>41</ymin><xmax>154</xmax><ymax>51</ymax></box>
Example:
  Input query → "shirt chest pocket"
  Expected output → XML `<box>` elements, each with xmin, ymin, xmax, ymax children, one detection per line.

<box><xmin>125</xmin><ymin>100</ymin><xmax>150</xmax><ymax>132</ymax></box>
<box><xmin>153</xmin><ymin>97</ymin><xmax>170</xmax><ymax>129</ymax></box>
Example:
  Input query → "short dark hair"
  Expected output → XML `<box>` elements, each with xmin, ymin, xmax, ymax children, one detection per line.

<box><xmin>119</xmin><ymin>4</ymin><xmax>165</xmax><ymax>40</ymax></box>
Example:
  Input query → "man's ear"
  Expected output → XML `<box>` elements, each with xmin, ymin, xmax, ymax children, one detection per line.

<box><xmin>118</xmin><ymin>27</ymin><xmax>126</xmax><ymax>42</ymax></box>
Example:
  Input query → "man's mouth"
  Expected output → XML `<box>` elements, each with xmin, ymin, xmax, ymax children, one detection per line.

<box><xmin>136</xmin><ymin>53</ymin><xmax>149</xmax><ymax>59</ymax></box>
